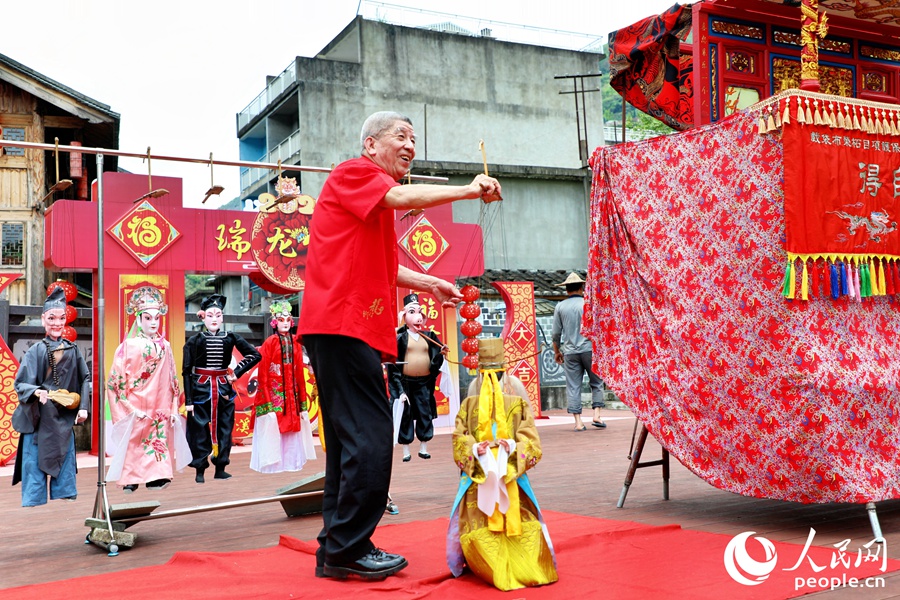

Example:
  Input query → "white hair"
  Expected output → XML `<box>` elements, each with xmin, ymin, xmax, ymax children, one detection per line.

<box><xmin>360</xmin><ymin>111</ymin><xmax>413</xmax><ymax>153</ymax></box>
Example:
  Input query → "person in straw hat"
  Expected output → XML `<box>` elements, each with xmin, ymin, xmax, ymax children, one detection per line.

<box><xmin>447</xmin><ymin>337</ymin><xmax>558</xmax><ymax>590</ymax></box>
<box><xmin>12</xmin><ymin>285</ymin><xmax>91</xmax><ymax>506</ymax></box>
<box><xmin>551</xmin><ymin>272</ymin><xmax>607</xmax><ymax>431</ymax></box>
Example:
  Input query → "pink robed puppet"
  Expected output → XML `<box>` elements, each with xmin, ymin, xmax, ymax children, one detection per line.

<box><xmin>106</xmin><ymin>286</ymin><xmax>189</xmax><ymax>492</ymax></box>
<box><xmin>250</xmin><ymin>300</ymin><xmax>315</xmax><ymax>473</ymax></box>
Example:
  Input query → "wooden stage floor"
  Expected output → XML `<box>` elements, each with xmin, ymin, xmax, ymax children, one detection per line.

<box><xmin>2</xmin><ymin>407</ymin><xmax>900</xmax><ymax>598</ymax></box>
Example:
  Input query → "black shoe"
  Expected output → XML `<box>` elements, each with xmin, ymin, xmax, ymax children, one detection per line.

<box><xmin>402</xmin><ymin>455</ymin><xmax>411</xmax><ymax>462</ymax></box>
<box><xmin>323</xmin><ymin>548</ymin><xmax>408</xmax><ymax>580</ymax></box>
<box><xmin>418</xmin><ymin>451</ymin><xmax>431</xmax><ymax>459</ymax></box>
<box><xmin>214</xmin><ymin>467</ymin><xmax>232</xmax><ymax>480</ymax></box>
<box><xmin>123</xmin><ymin>484</ymin><xmax>138</xmax><ymax>493</ymax></box>
<box><xmin>195</xmin><ymin>468</ymin><xmax>205</xmax><ymax>484</ymax></box>
<box><xmin>146</xmin><ymin>478</ymin><xmax>171</xmax><ymax>490</ymax></box>
<box><xmin>315</xmin><ymin>546</ymin><xmax>328</xmax><ymax>578</ymax></box>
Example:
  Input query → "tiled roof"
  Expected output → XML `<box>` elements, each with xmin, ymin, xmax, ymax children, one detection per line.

<box><xmin>457</xmin><ymin>269</ymin><xmax>586</xmax><ymax>299</ymax></box>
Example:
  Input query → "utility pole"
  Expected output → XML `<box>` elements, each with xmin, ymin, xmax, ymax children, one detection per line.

<box><xmin>555</xmin><ymin>73</ymin><xmax>601</xmax><ymax>166</ymax></box>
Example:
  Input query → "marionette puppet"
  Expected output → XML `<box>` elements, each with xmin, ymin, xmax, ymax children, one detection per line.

<box><xmin>183</xmin><ymin>294</ymin><xmax>261</xmax><ymax>483</ymax></box>
<box><xmin>106</xmin><ymin>286</ymin><xmax>189</xmax><ymax>492</ymax></box>
<box><xmin>250</xmin><ymin>301</ymin><xmax>316</xmax><ymax>473</ymax></box>
<box><xmin>447</xmin><ymin>337</ymin><xmax>558</xmax><ymax>591</ymax></box>
<box><xmin>388</xmin><ymin>293</ymin><xmax>446</xmax><ymax>462</ymax></box>
<box><xmin>12</xmin><ymin>287</ymin><xmax>91</xmax><ymax>507</ymax></box>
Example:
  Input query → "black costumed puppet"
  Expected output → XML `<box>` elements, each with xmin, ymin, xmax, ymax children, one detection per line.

<box><xmin>388</xmin><ymin>293</ymin><xmax>446</xmax><ymax>462</ymax></box>
<box><xmin>12</xmin><ymin>287</ymin><xmax>91</xmax><ymax>506</ymax></box>
<box><xmin>183</xmin><ymin>294</ymin><xmax>260</xmax><ymax>483</ymax></box>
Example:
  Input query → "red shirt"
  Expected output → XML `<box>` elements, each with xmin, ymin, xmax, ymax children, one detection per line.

<box><xmin>298</xmin><ymin>157</ymin><xmax>400</xmax><ymax>359</ymax></box>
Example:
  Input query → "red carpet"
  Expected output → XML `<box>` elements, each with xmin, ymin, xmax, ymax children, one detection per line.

<box><xmin>2</xmin><ymin>511</ymin><xmax>896</xmax><ymax>599</ymax></box>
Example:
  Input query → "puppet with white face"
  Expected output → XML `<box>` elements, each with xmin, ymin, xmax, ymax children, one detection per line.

<box><xmin>106</xmin><ymin>286</ymin><xmax>185</xmax><ymax>493</ymax></box>
<box><xmin>182</xmin><ymin>294</ymin><xmax>260</xmax><ymax>483</ymax></box>
<box><xmin>250</xmin><ymin>300</ymin><xmax>315</xmax><ymax>473</ymax></box>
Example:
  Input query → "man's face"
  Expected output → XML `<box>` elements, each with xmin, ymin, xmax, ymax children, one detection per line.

<box><xmin>275</xmin><ymin>314</ymin><xmax>293</xmax><ymax>334</ymax></box>
<box><xmin>204</xmin><ymin>307</ymin><xmax>223</xmax><ymax>333</ymax></box>
<box><xmin>140</xmin><ymin>310</ymin><xmax>161</xmax><ymax>337</ymax></box>
<box><xmin>365</xmin><ymin>121</ymin><xmax>416</xmax><ymax>181</ymax></box>
<box><xmin>42</xmin><ymin>309</ymin><xmax>66</xmax><ymax>340</ymax></box>
<box><xmin>403</xmin><ymin>303</ymin><xmax>425</xmax><ymax>333</ymax></box>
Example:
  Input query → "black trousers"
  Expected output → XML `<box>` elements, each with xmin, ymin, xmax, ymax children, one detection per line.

<box><xmin>397</xmin><ymin>375</ymin><xmax>434</xmax><ymax>444</ymax></box>
<box><xmin>186</xmin><ymin>380</ymin><xmax>235</xmax><ymax>470</ymax></box>
<box><xmin>305</xmin><ymin>334</ymin><xmax>393</xmax><ymax>565</ymax></box>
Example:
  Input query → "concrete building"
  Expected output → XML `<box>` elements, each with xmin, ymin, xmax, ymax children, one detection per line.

<box><xmin>235</xmin><ymin>14</ymin><xmax>604</xmax><ymax>272</ymax></box>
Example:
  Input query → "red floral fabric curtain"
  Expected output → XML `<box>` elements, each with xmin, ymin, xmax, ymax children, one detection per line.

<box><xmin>585</xmin><ymin>110</ymin><xmax>900</xmax><ymax>503</ymax></box>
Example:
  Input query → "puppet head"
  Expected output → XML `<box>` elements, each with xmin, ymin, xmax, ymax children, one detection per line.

<box><xmin>126</xmin><ymin>286</ymin><xmax>168</xmax><ymax>338</ymax></box>
<box><xmin>269</xmin><ymin>300</ymin><xmax>294</xmax><ymax>333</ymax></box>
<box><xmin>41</xmin><ymin>287</ymin><xmax>67</xmax><ymax>340</ymax></box>
<box><xmin>477</xmin><ymin>337</ymin><xmax>506</xmax><ymax>370</ymax></box>
<box><xmin>401</xmin><ymin>293</ymin><xmax>425</xmax><ymax>333</ymax></box>
<box><xmin>198</xmin><ymin>294</ymin><xmax>226</xmax><ymax>333</ymax></box>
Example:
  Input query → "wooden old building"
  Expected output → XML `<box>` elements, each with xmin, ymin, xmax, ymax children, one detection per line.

<box><xmin>0</xmin><ymin>53</ymin><xmax>119</xmax><ymax>305</ymax></box>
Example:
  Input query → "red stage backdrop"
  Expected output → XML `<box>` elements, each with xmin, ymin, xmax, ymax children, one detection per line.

<box><xmin>586</xmin><ymin>101</ymin><xmax>900</xmax><ymax>503</ymax></box>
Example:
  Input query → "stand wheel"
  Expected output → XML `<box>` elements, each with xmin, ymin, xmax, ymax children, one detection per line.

<box><xmin>85</xmin><ymin>533</ymin><xmax>91</xmax><ymax>544</ymax></box>
<box><xmin>107</xmin><ymin>543</ymin><xmax>119</xmax><ymax>557</ymax></box>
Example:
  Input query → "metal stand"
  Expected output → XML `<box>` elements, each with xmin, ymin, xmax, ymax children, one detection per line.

<box><xmin>617</xmin><ymin>422</ymin><xmax>670</xmax><ymax>508</ymax></box>
<box><xmin>866</xmin><ymin>501</ymin><xmax>886</xmax><ymax>543</ymax></box>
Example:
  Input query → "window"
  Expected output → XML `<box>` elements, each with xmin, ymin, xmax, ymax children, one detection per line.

<box><xmin>1</xmin><ymin>223</ymin><xmax>25</xmax><ymax>266</ymax></box>
<box><xmin>2</xmin><ymin>127</ymin><xmax>25</xmax><ymax>156</ymax></box>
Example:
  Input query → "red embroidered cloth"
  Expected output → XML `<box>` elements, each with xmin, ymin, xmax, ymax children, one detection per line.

<box><xmin>608</xmin><ymin>3</ymin><xmax>693</xmax><ymax>131</ymax></box>
<box><xmin>585</xmin><ymin>110</ymin><xmax>900</xmax><ymax>503</ymax></box>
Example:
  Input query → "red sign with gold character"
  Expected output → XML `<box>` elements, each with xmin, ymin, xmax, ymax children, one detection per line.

<box><xmin>250</xmin><ymin>193</ymin><xmax>316</xmax><ymax>292</ymax></box>
<box><xmin>399</xmin><ymin>215</ymin><xmax>450</xmax><ymax>272</ymax></box>
<box><xmin>107</xmin><ymin>201</ymin><xmax>182</xmax><ymax>268</ymax></box>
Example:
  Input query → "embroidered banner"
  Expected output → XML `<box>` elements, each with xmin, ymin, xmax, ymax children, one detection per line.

<box><xmin>586</xmin><ymin>108</ymin><xmax>900</xmax><ymax>504</ymax></box>
<box><xmin>780</xmin><ymin>94</ymin><xmax>900</xmax><ymax>300</ymax></box>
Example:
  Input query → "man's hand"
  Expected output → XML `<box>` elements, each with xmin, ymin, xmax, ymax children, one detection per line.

<box><xmin>554</xmin><ymin>350</ymin><xmax>564</xmax><ymax>365</ymax></box>
<box><xmin>431</xmin><ymin>278</ymin><xmax>463</xmax><ymax>309</ymax></box>
<box><xmin>471</xmin><ymin>174</ymin><xmax>502</xmax><ymax>203</ymax></box>
<box><xmin>75</xmin><ymin>409</ymin><xmax>88</xmax><ymax>425</ymax></box>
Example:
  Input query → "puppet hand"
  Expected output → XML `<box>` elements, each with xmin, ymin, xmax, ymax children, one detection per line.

<box><xmin>440</xmin><ymin>345</ymin><xmax>450</xmax><ymax>357</ymax></box>
<box><xmin>498</xmin><ymin>439</ymin><xmax>510</xmax><ymax>452</ymax></box>
<box><xmin>399</xmin><ymin>393</ymin><xmax>409</xmax><ymax>405</ymax></box>
<box><xmin>134</xmin><ymin>409</ymin><xmax>148</xmax><ymax>420</ymax></box>
<box><xmin>36</xmin><ymin>390</ymin><xmax>49</xmax><ymax>405</ymax></box>
<box><xmin>185</xmin><ymin>405</ymin><xmax>194</xmax><ymax>413</ymax></box>
<box><xmin>170</xmin><ymin>413</ymin><xmax>177</xmax><ymax>425</ymax></box>
<box><xmin>476</xmin><ymin>441</ymin><xmax>490</xmax><ymax>456</ymax></box>
<box><xmin>75</xmin><ymin>409</ymin><xmax>88</xmax><ymax>425</ymax></box>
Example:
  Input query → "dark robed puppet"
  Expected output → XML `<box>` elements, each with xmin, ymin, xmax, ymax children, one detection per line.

<box><xmin>12</xmin><ymin>287</ymin><xmax>91</xmax><ymax>507</ymax></box>
<box><xmin>183</xmin><ymin>294</ymin><xmax>260</xmax><ymax>483</ymax></box>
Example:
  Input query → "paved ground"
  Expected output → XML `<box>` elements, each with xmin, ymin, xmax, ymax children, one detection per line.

<box><xmin>2</xmin><ymin>406</ymin><xmax>899</xmax><ymax>597</ymax></box>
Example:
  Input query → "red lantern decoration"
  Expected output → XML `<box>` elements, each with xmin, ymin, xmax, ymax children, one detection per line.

<box><xmin>459</xmin><ymin>302</ymin><xmax>481</xmax><ymax>320</ymax></box>
<box><xmin>460</xmin><ymin>319</ymin><xmax>482</xmax><ymax>338</ymax></box>
<box><xmin>60</xmin><ymin>326</ymin><xmax>77</xmax><ymax>341</ymax></box>
<box><xmin>461</xmin><ymin>354</ymin><xmax>479</xmax><ymax>370</ymax></box>
<box><xmin>64</xmin><ymin>305</ymin><xmax>77</xmax><ymax>324</ymax></box>
<box><xmin>461</xmin><ymin>337</ymin><xmax>480</xmax><ymax>354</ymax></box>
<box><xmin>47</xmin><ymin>280</ymin><xmax>77</xmax><ymax>303</ymax></box>
<box><xmin>461</xmin><ymin>284</ymin><xmax>480</xmax><ymax>303</ymax></box>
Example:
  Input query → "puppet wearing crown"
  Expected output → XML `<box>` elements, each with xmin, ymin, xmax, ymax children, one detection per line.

<box><xmin>12</xmin><ymin>286</ymin><xmax>91</xmax><ymax>506</ymax></box>
<box><xmin>250</xmin><ymin>300</ymin><xmax>316</xmax><ymax>473</ymax></box>
<box><xmin>106</xmin><ymin>286</ymin><xmax>188</xmax><ymax>493</ymax></box>
<box><xmin>182</xmin><ymin>294</ymin><xmax>261</xmax><ymax>483</ymax></box>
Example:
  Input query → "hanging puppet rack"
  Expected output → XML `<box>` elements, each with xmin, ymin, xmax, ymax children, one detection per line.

<box><xmin>0</xmin><ymin>137</ymin><xmax>449</xmax><ymax>557</ymax></box>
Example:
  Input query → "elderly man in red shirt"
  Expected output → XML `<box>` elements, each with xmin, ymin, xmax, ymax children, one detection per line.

<box><xmin>299</xmin><ymin>111</ymin><xmax>501</xmax><ymax>581</ymax></box>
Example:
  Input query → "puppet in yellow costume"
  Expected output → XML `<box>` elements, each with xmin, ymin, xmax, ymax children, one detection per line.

<box><xmin>446</xmin><ymin>338</ymin><xmax>557</xmax><ymax>591</ymax></box>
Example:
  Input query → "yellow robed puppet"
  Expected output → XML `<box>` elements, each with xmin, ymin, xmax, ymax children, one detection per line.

<box><xmin>446</xmin><ymin>338</ymin><xmax>558</xmax><ymax>591</ymax></box>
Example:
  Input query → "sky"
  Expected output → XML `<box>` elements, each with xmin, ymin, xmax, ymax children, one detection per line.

<box><xmin>0</xmin><ymin>0</ymin><xmax>679</xmax><ymax>208</ymax></box>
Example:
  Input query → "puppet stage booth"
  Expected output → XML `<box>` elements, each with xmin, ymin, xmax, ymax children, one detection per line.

<box><xmin>585</xmin><ymin>90</ymin><xmax>900</xmax><ymax>515</ymax></box>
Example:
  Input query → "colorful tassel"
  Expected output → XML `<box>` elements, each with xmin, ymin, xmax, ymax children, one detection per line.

<box><xmin>824</xmin><ymin>260</ymin><xmax>832</xmax><ymax>297</ymax></box>
<box><xmin>782</xmin><ymin>260</ymin><xmax>792</xmax><ymax>297</ymax></box>
<box><xmin>788</xmin><ymin>259</ymin><xmax>796</xmax><ymax>299</ymax></box>
<box><xmin>800</xmin><ymin>259</ymin><xmax>809</xmax><ymax>300</ymax></box>
<box><xmin>809</xmin><ymin>259</ymin><xmax>819</xmax><ymax>297</ymax></box>
<box><xmin>829</xmin><ymin>263</ymin><xmax>839</xmax><ymax>299</ymax></box>
<box><xmin>841</xmin><ymin>262</ymin><xmax>850</xmax><ymax>297</ymax></box>
<box><xmin>887</xmin><ymin>259</ymin><xmax>896</xmax><ymax>295</ymax></box>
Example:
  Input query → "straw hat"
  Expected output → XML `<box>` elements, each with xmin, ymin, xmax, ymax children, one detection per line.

<box><xmin>556</xmin><ymin>272</ymin><xmax>585</xmax><ymax>287</ymax></box>
<box><xmin>477</xmin><ymin>337</ymin><xmax>505</xmax><ymax>369</ymax></box>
